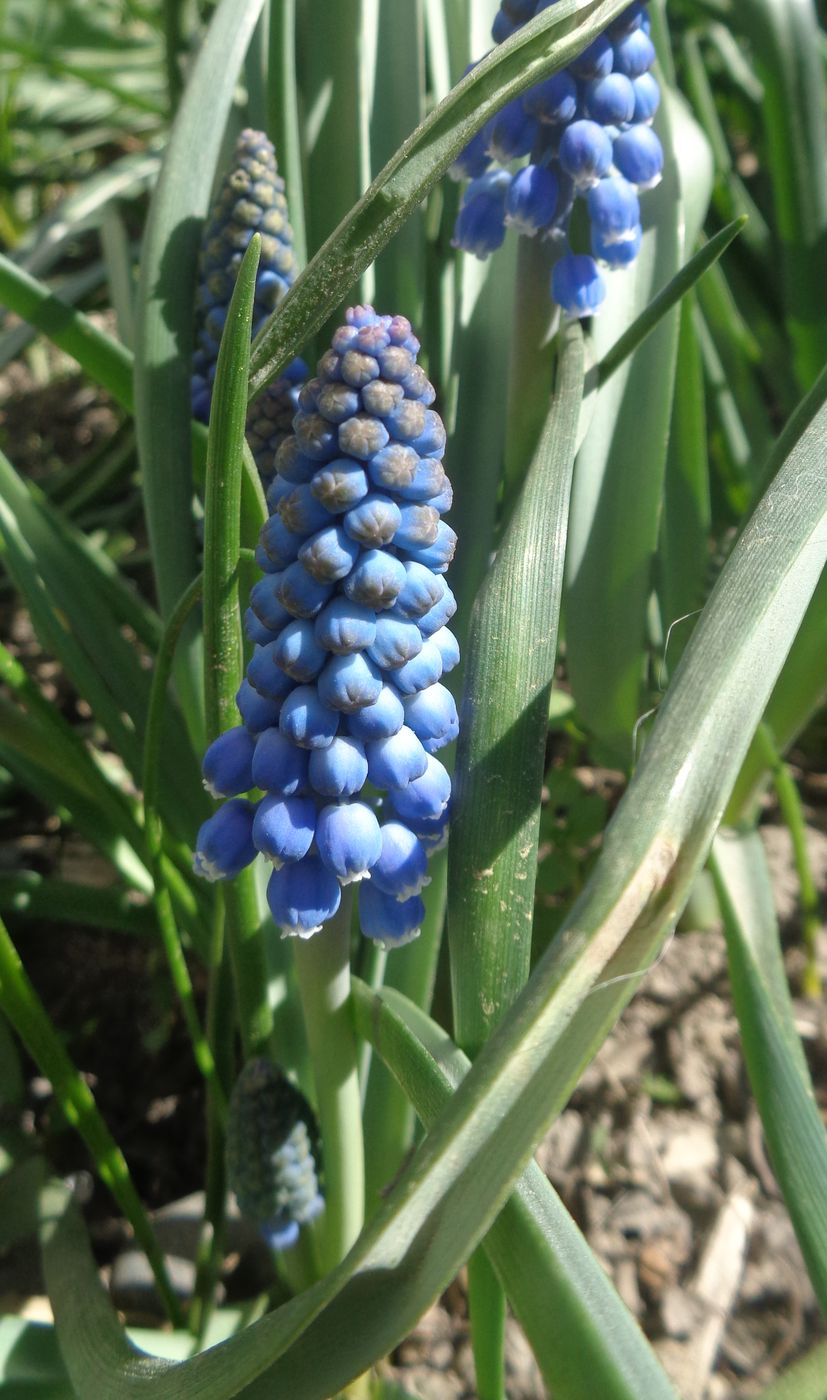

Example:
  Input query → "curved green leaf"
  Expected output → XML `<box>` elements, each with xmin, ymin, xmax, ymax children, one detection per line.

<box><xmin>352</xmin><ymin>980</ymin><xmax>678</xmax><ymax>1400</ymax></box>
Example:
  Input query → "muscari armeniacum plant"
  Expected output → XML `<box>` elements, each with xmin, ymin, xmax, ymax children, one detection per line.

<box><xmin>194</xmin><ymin>305</ymin><xmax>459</xmax><ymax>952</ymax></box>
<box><xmin>451</xmin><ymin>0</ymin><xmax>663</xmax><ymax>317</ymax></box>
<box><xmin>192</xmin><ymin>128</ymin><xmax>307</xmax><ymax>482</ymax></box>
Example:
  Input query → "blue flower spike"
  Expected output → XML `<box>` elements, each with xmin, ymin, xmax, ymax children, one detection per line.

<box><xmin>449</xmin><ymin>0</ymin><xmax>662</xmax><ymax>315</ymax></box>
<box><xmin>226</xmin><ymin>1058</ymin><xmax>324</xmax><ymax>1251</ymax></box>
<box><xmin>192</xmin><ymin>129</ymin><xmax>307</xmax><ymax>483</ymax></box>
<box><xmin>194</xmin><ymin>307</ymin><xmax>459</xmax><ymax>951</ymax></box>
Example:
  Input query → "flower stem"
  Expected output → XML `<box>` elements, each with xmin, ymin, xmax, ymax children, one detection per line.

<box><xmin>293</xmin><ymin>890</ymin><xmax>365</xmax><ymax>1272</ymax></box>
<box><xmin>756</xmin><ymin>724</ymin><xmax>822</xmax><ymax>997</ymax></box>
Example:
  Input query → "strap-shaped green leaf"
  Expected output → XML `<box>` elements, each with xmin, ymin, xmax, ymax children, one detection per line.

<box><xmin>448</xmin><ymin>323</ymin><xmax>584</xmax><ymax>1055</ymax></box>
<box><xmin>351</xmin><ymin>980</ymin><xmax>678</xmax><ymax>1400</ymax></box>
<box><xmin>711</xmin><ymin>830</ymin><xmax>827</xmax><ymax>1309</ymax></box>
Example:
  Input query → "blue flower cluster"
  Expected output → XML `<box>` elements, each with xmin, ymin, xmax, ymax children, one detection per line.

<box><xmin>192</xmin><ymin>128</ymin><xmax>306</xmax><ymax>483</ymax></box>
<box><xmin>451</xmin><ymin>1</ymin><xmax>662</xmax><ymax>318</ymax></box>
<box><xmin>226</xmin><ymin>1057</ymin><xmax>324</xmax><ymax>1251</ymax></box>
<box><xmin>193</xmin><ymin>306</ymin><xmax>459</xmax><ymax>949</ymax></box>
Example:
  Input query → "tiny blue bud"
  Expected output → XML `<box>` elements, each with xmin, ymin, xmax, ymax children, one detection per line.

<box><xmin>449</xmin><ymin>124</ymin><xmax>493</xmax><ymax>181</ymax></box>
<box><xmin>491</xmin><ymin>8</ymin><xmax>518</xmax><ymax>41</ymax></box>
<box><xmin>359</xmin><ymin>881</ymin><xmax>425</xmax><ymax>948</ymax></box>
<box><xmin>394</xmin><ymin>562</ymin><xmax>446</xmax><ymax>620</ymax></box>
<box><xmin>317</xmin><ymin>651</ymin><xmax>383</xmax><ymax>713</ymax></box>
<box><xmin>612</xmin><ymin>28</ymin><xmax>656</xmax><ymax>78</ymax></box>
<box><xmin>247</xmin><ymin>643</ymin><xmax>297</xmax><ymax>701</ymax></box>
<box><xmin>312</xmin><ymin>597</ymin><xmax>376</xmax><ymax>655</ymax></box>
<box><xmin>310</xmin><ymin>458</ymin><xmax>370</xmax><ymax>513</ymax></box>
<box><xmin>265</xmin><ymin>475</ymin><xmax>293</xmax><ymax>513</ymax></box>
<box><xmin>345</xmin><ymin>683</ymin><xmax>406</xmax><ymax>741</ymax></box>
<box><xmin>276</xmin><ymin>561</ymin><xmax>335</xmax><ymax>617</ymax></box>
<box><xmin>393</xmin><ymin>504</ymin><xmax>439</xmax><ymax>550</ymax></box>
<box><xmin>275</xmin><ymin>438</ymin><xmax>317</xmax><ymax>485</ymax></box>
<box><xmin>194</xmin><ymin>799</ymin><xmax>257</xmax><ymax>881</ymax></box>
<box><xmin>308</xmin><ymin>735</ymin><xmax>369</xmax><ymax>798</ymax></box>
<box><xmin>395</xmin><ymin>458</ymin><xmax>448</xmax><ymax>503</ymax></box>
<box><xmin>202</xmin><ymin>725</ymin><xmax>256</xmax><ymax>798</ymax></box>
<box><xmin>393</xmin><ymin>803</ymin><xmax>451</xmax><ymax>852</ymax></box>
<box><xmin>367</xmin><ymin>613</ymin><xmax>424</xmax><ymax>670</ymax></box>
<box><xmin>316</xmin><ymin>381</ymin><xmax>360</xmax><ymax>424</ymax></box>
<box><xmin>370</xmin><ymin>821</ymin><xmax>430</xmax><ymax>900</ymax></box>
<box><xmin>245</xmin><ymin>607</ymin><xmax>281</xmax><ymax>648</ymax></box>
<box><xmin>558</xmin><ymin>120</ymin><xmax>614</xmax><ymax>189</ymax></box>
<box><xmin>343</xmin><ymin>548</ymin><xmax>407</xmax><ymax>610</ymax></box>
<box><xmin>612</xmin><ymin>124</ymin><xmax>663</xmax><ymax>189</ymax></box>
<box><xmin>279</xmin><ymin>685</ymin><xmax>339</xmax><ymax>748</ymax></box>
<box><xmin>592</xmin><ymin>223</ymin><xmax>642</xmax><ymax>266</ymax></box>
<box><xmin>294</xmin><ymin>411</ymin><xmax>339</xmax><ymax>462</ymax></box>
<box><xmin>277</xmin><ymin>483</ymin><xmax>332</xmax><ymax>536</ymax></box>
<box><xmin>338</xmin><ymin>412</ymin><xmax>390</xmax><ymax>461</ymax></box>
<box><xmin>253</xmin><ymin>794</ymin><xmax>317</xmax><ymax>866</ymax></box>
<box><xmin>452</xmin><ymin>171</ymin><xmax>510</xmax><ymax>259</ymax></box>
<box><xmin>631</xmin><ymin>72</ymin><xmax>660</xmax><ymax>124</ymax></box>
<box><xmin>429</xmin><ymin>626</ymin><xmax>460</xmax><ymax>673</ymax></box>
<box><xmin>237</xmin><ymin>678</ymin><xmax>284</xmax><ymax>734</ymax></box>
<box><xmin>382</xmin><ymin>399</ymin><xmax>427</xmax><ymax>444</ymax></box>
<box><xmin>551</xmin><ymin>253</ymin><xmax>607</xmax><ymax>318</ymax></box>
<box><xmin>375</xmin><ymin>344</ymin><xmax>416</xmax><ymax>383</ymax></box>
<box><xmin>361</xmin><ymin>378</ymin><xmax>404</xmax><ymax>417</ymax></box>
<box><xmin>488</xmin><ymin>97</ymin><xmax>540</xmax><ymax>163</ymax></box>
<box><xmin>365</xmin><ymin>725</ymin><xmax>429</xmax><ymax>789</ymax></box>
<box><xmin>386</xmin><ymin>754</ymin><xmax>451</xmax><ymax>823</ymax></box>
<box><xmin>267</xmin><ymin>855</ymin><xmax>341</xmax><ymax>937</ymax></box>
<box><xmin>587</xmin><ymin>176</ymin><xmax>641</xmax><ymax>244</ymax></box>
<box><xmin>252</xmin><ymin>727</ymin><xmax>309</xmax><ymax>795</ymax></box>
<box><xmin>339</xmin><ymin>348</ymin><xmax>379</xmax><ymax>387</ymax></box>
<box><xmin>524</xmin><ymin>71</ymin><xmax>577</xmax><ymax>125</ymax></box>
<box><xmin>426</xmin><ymin>480</ymin><xmax>453</xmax><ymax>515</ymax></box>
<box><xmin>568</xmin><ymin>34</ymin><xmax>614</xmax><ymax>79</ymax></box>
<box><xmin>402</xmin><ymin>520</ymin><xmax>457</xmax><ymax>573</ymax></box>
<box><xmin>417</xmin><ymin>585</ymin><xmax>457</xmax><ymax>637</ymax></box>
<box><xmin>273</xmin><ymin>617</ymin><xmax>328</xmax><ymax>682</ymax></box>
<box><xmin>409</xmin><ymin>409</ymin><xmax>447</xmax><ymax>459</ymax></box>
<box><xmin>504</xmin><ymin>164</ymin><xmax>559</xmax><ymax>235</ymax></box>
<box><xmin>316</xmin><ymin>801</ymin><xmax>382</xmax><ymax>884</ymax></box>
<box><xmin>256</xmin><ymin>540</ymin><xmax>281</xmax><ymax>573</ymax></box>
<box><xmin>298</xmin><ymin>525</ymin><xmax>361</xmax><ymax>583</ymax></box>
<box><xmin>249</xmin><ymin>576</ymin><xmax>293</xmax><ymax>633</ymax></box>
<box><xmin>258</xmin><ymin>513</ymin><xmax>302</xmax><ymax>570</ymax></box>
<box><xmin>367</xmin><ymin>442</ymin><xmax>420</xmax><ymax>493</ymax></box>
<box><xmin>609</xmin><ymin>1</ymin><xmax>647</xmax><ymax>37</ymax></box>
<box><xmin>392</xmin><ymin>640</ymin><xmax>444</xmax><ymax>696</ymax></box>
<box><xmin>343</xmin><ymin>494</ymin><xmax>402</xmax><ymax>547</ymax></box>
<box><xmin>585</xmin><ymin>73</ymin><xmax>636</xmax><ymax>125</ymax></box>
<box><xmin>402</xmin><ymin>683</ymin><xmax>460</xmax><ymax>754</ymax></box>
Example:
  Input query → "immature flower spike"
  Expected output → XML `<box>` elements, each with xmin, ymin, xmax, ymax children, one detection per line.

<box><xmin>450</xmin><ymin>0</ymin><xmax>663</xmax><ymax>317</ymax></box>
<box><xmin>192</xmin><ymin>129</ymin><xmax>307</xmax><ymax>481</ymax></box>
<box><xmin>226</xmin><ymin>1058</ymin><xmax>323</xmax><ymax>1250</ymax></box>
<box><xmin>193</xmin><ymin>307</ymin><xmax>459</xmax><ymax>950</ymax></box>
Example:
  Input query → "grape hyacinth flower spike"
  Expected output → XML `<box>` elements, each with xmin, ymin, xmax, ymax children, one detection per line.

<box><xmin>194</xmin><ymin>306</ymin><xmax>459</xmax><ymax>951</ymax></box>
<box><xmin>226</xmin><ymin>1058</ymin><xmax>324</xmax><ymax>1251</ymax></box>
<box><xmin>192</xmin><ymin>128</ymin><xmax>307</xmax><ymax>482</ymax></box>
<box><xmin>450</xmin><ymin>0</ymin><xmax>663</xmax><ymax>318</ymax></box>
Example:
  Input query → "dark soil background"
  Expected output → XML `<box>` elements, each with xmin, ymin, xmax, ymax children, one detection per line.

<box><xmin>1</xmin><ymin>359</ymin><xmax>825</xmax><ymax>1399</ymax></box>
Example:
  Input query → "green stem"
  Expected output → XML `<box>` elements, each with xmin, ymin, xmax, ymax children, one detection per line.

<box><xmin>191</xmin><ymin>916</ymin><xmax>233</xmax><ymax>1343</ymax></box>
<box><xmin>267</xmin><ymin>0</ymin><xmax>306</xmax><ymax>266</ymax></box>
<box><xmin>162</xmin><ymin>0</ymin><xmax>185</xmax><ymax>111</ymax></box>
<box><xmin>755</xmin><ymin>724</ymin><xmax>822</xmax><ymax>997</ymax></box>
<box><xmin>294</xmin><ymin>891</ymin><xmax>365</xmax><ymax>1272</ymax></box>
<box><xmin>467</xmin><ymin>1248</ymin><xmax>506</xmax><ymax>1400</ymax></box>
<box><xmin>142</xmin><ymin>572</ymin><xmax>228</xmax><ymax>1116</ymax></box>
<box><xmin>362</xmin><ymin>849</ymin><xmax>447</xmax><ymax>1214</ymax></box>
<box><xmin>0</xmin><ymin>917</ymin><xmax>184</xmax><ymax>1327</ymax></box>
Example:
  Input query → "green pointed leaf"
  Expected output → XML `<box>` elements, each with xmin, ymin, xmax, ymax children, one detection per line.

<box><xmin>710</xmin><ymin>829</ymin><xmax>827</xmax><ymax>1309</ymax></box>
